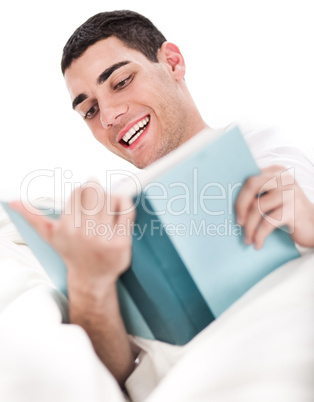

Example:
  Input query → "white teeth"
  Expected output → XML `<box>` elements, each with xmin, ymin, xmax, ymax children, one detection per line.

<box><xmin>128</xmin><ymin>128</ymin><xmax>144</xmax><ymax>145</ymax></box>
<box><xmin>121</xmin><ymin>116</ymin><xmax>150</xmax><ymax>144</ymax></box>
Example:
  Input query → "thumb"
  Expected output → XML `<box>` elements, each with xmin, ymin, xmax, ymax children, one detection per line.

<box><xmin>9</xmin><ymin>201</ymin><xmax>56</xmax><ymax>243</ymax></box>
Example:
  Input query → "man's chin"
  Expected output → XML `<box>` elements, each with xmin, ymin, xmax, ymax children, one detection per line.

<box><xmin>133</xmin><ymin>160</ymin><xmax>151</xmax><ymax>170</ymax></box>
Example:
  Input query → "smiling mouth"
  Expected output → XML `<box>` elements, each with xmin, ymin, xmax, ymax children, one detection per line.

<box><xmin>120</xmin><ymin>116</ymin><xmax>150</xmax><ymax>146</ymax></box>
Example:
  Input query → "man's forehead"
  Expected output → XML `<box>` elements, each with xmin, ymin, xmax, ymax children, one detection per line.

<box><xmin>64</xmin><ymin>37</ymin><xmax>147</xmax><ymax>95</ymax></box>
<box><xmin>68</xmin><ymin>37</ymin><xmax>147</xmax><ymax>73</ymax></box>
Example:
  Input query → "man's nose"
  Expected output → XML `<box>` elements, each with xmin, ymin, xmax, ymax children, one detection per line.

<box><xmin>99</xmin><ymin>104</ymin><xmax>128</xmax><ymax>129</ymax></box>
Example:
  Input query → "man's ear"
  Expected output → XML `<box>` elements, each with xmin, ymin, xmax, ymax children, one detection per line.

<box><xmin>158</xmin><ymin>42</ymin><xmax>186</xmax><ymax>80</ymax></box>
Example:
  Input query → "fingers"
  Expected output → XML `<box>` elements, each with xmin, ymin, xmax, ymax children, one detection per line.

<box><xmin>10</xmin><ymin>182</ymin><xmax>135</xmax><ymax>248</ymax></box>
<box><xmin>235</xmin><ymin>165</ymin><xmax>294</xmax><ymax>249</ymax></box>
<box><xmin>81</xmin><ymin>181</ymin><xmax>106</xmax><ymax>217</ymax></box>
<box><xmin>253</xmin><ymin>207</ymin><xmax>284</xmax><ymax>249</ymax></box>
<box><xmin>9</xmin><ymin>201</ymin><xmax>56</xmax><ymax>243</ymax></box>
<box><xmin>64</xmin><ymin>183</ymin><xmax>114</xmax><ymax>232</ymax></box>
<box><xmin>243</xmin><ymin>190</ymin><xmax>283</xmax><ymax>245</ymax></box>
<box><xmin>235</xmin><ymin>165</ymin><xmax>285</xmax><ymax>226</ymax></box>
<box><xmin>113</xmin><ymin>193</ymin><xmax>136</xmax><ymax>223</ymax></box>
<box><xmin>61</xmin><ymin>184</ymin><xmax>136</xmax><ymax>250</ymax></box>
<box><xmin>10</xmin><ymin>184</ymin><xmax>136</xmax><ymax>286</ymax></box>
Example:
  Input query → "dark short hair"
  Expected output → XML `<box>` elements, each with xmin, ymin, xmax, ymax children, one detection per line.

<box><xmin>61</xmin><ymin>10</ymin><xmax>167</xmax><ymax>74</ymax></box>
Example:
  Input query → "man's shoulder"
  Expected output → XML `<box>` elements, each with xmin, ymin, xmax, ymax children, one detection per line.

<box><xmin>228</xmin><ymin>120</ymin><xmax>282</xmax><ymax>148</ymax></box>
<box><xmin>228</xmin><ymin>120</ymin><xmax>303</xmax><ymax>165</ymax></box>
<box><xmin>228</xmin><ymin>120</ymin><xmax>314</xmax><ymax>202</ymax></box>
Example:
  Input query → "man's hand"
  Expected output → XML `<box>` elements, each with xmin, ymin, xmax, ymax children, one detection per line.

<box><xmin>235</xmin><ymin>165</ymin><xmax>314</xmax><ymax>249</ymax></box>
<box><xmin>11</xmin><ymin>183</ymin><xmax>136</xmax><ymax>387</ymax></box>
<box><xmin>12</xmin><ymin>184</ymin><xmax>134</xmax><ymax>288</ymax></box>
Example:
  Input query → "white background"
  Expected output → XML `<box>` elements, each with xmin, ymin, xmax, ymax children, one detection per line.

<box><xmin>0</xmin><ymin>0</ymin><xmax>313</xmax><ymax>201</ymax></box>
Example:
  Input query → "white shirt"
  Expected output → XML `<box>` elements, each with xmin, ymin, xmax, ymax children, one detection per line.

<box><xmin>125</xmin><ymin>122</ymin><xmax>314</xmax><ymax>401</ymax></box>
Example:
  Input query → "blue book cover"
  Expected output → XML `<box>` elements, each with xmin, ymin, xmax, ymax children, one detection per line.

<box><xmin>1</xmin><ymin>126</ymin><xmax>300</xmax><ymax>345</ymax></box>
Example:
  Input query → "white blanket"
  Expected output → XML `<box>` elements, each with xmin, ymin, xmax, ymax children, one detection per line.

<box><xmin>141</xmin><ymin>250</ymin><xmax>314</xmax><ymax>402</ymax></box>
<box><xmin>0</xmin><ymin>204</ymin><xmax>314</xmax><ymax>402</ymax></box>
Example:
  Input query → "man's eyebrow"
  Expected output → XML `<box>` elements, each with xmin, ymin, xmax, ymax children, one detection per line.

<box><xmin>97</xmin><ymin>61</ymin><xmax>131</xmax><ymax>85</ymax></box>
<box><xmin>71</xmin><ymin>61</ymin><xmax>131</xmax><ymax>110</ymax></box>
<box><xmin>72</xmin><ymin>93</ymin><xmax>88</xmax><ymax>110</ymax></box>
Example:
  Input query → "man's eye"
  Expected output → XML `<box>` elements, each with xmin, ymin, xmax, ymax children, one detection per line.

<box><xmin>84</xmin><ymin>104</ymin><xmax>99</xmax><ymax>120</ymax></box>
<box><xmin>114</xmin><ymin>74</ymin><xmax>133</xmax><ymax>90</ymax></box>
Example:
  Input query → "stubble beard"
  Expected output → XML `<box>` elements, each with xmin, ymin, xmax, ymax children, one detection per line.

<box><xmin>135</xmin><ymin>123</ymin><xmax>190</xmax><ymax>169</ymax></box>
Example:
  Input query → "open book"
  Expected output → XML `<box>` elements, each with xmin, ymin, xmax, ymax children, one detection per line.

<box><xmin>2</xmin><ymin>126</ymin><xmax>299</xmax><ymax>345</ymax></box>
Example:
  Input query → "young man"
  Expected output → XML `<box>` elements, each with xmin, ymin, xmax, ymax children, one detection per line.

<box><xmin>11</xmin><ymin>9</ymin><xmax>314</xmax><ymax>400</ymax></box>
<box><xmin>61</xmin><ymin>11</ymin><xmax>207</xmax><ymax>169</ymax></box>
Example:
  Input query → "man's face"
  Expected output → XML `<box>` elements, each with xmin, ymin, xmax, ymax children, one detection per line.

<box><xmin>64</xmin><ymin>37</ymin><xmax>197</xmax><ymax>168</ymax></box>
